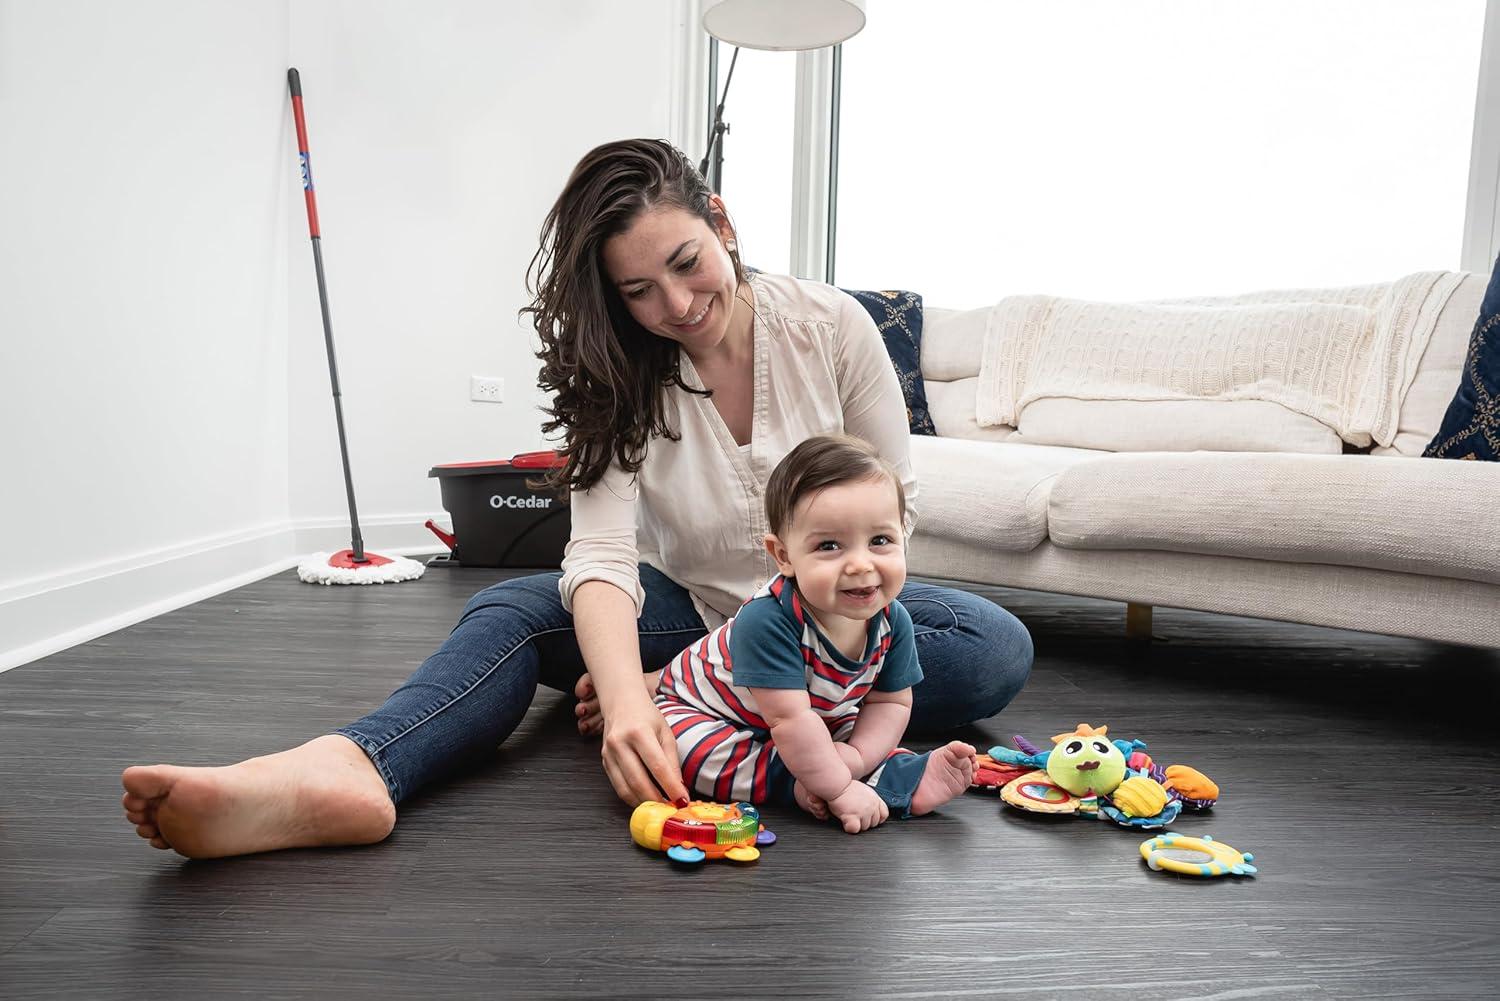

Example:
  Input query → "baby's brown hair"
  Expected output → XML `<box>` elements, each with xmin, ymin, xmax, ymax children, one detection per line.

<box><xmin>764</xmin><ymin>433</ymin><xmax>906</xmax><ymax>536</ymax></box>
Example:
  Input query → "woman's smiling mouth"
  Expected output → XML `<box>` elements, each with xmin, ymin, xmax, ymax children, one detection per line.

<box><xmin>671</xmin><ymin>299</ymin><xmax>712</xmax><ymax>331</ymax></box>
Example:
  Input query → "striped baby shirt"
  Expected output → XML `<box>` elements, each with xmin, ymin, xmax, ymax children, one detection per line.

<box><xmin>655</xmin><ymin>574</ymin><xmax>921</xmax><ymax>803</ymax></box>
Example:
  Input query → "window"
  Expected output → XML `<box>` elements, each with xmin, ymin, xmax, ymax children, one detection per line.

<box><xmin>710</xmin><ymin>45</ymin><xmax>797</xmax><ymax>276</ymax></box>
<box><xmin>833</xmin><ymin>1</ymin><xmax>1486</xmax><ymax>307</ymax></box>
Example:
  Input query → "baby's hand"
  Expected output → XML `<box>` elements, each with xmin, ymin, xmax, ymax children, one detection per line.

<box><xmin>828</xmin><ymin>781</ymin><xmax>889</xmax><ymax>834</ymax></box>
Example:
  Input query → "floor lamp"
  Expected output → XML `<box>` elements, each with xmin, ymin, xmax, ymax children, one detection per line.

<box><xmin>698</xmin><ymin>0</ymin><xmax>866</xmax><ymax>192</ymax></box>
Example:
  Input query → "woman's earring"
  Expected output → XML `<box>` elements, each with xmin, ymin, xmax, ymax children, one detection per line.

<box><xmin>726</xmin><ymin>239</ymin><xmax>737</xmax><ymax>252</ymax></box>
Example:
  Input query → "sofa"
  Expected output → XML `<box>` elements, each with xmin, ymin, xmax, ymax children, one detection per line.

<box><xmin>904</xmin><ymin>272</ymin><xmax>1500</xmax><ymax>649</ymax></box>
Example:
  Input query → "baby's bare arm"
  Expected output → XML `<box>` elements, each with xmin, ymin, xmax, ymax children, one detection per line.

<box><xmin>830</xmin><ymin>742</ymin><xmax>865</xmax><ymax>778</ymax></box>
<box><xmin>752</xmin><ymin>687</ymin><xmax>854</xmax><ymax>802</ymax></box>
<box><xmin>846</xmin><ymin>688</ymin><xmax>912</xmax><ymax>774</ymax></box>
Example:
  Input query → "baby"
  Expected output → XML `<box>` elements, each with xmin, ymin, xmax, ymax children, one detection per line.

<box><xmin>654</xmin><ymin>433</ymin><xmax>976</xmax><ymax>833</ymax></box>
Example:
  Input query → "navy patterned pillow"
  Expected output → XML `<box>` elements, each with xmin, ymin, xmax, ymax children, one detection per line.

<box><xmin>1424</xmin><ymin>254</ymin><xmax>1500</xmax><ymax>461</ymax></box>
<box><xmin>840</xmin><ymin>287</ymin><xmax>937</xmax><ymax>436</ymax></box>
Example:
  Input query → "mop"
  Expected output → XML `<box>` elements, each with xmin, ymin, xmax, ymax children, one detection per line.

<box><xmin>289</xmin><ymin>67</ymin><xmax>424</xmax><ymax>586</ymax></box>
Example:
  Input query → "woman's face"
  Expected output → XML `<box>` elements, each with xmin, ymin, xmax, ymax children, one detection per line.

<box><xmin>600</xmin><ymin>201</ymin><xmax>741</xmax><ymax>356</ymax></box>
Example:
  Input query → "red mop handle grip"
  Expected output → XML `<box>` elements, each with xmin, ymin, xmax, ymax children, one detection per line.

<box><xmin>287</xmin><ymin>68</ymin><xmax>321</xmax><ymax>238</ymax></box>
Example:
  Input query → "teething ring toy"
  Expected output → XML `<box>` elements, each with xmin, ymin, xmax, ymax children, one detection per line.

<box><xmin>1140</xmin><ymin>832</ymin><xmax>1257</xmax><ymax>878</ymax></box>
<box><xmin>1000</xmin><ymin>770</ymin><xmax>1085</xmax><ymax>814</ymax></box>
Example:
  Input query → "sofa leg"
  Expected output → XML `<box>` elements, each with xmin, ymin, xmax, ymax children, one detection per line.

<box><xmin>1125</xmin><ymin>602</ymin><xmax>1153</xmax><ymax>640</ymax></box>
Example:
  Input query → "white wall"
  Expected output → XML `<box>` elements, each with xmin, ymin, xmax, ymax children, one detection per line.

<box><xmin>286</xmin><ymin>1</ymin><xmax>680</xmax><ymax>534</ymax></box>
<box><xmin>0</xmin><ymin>0</ymin><xmax>295</xmax><ymax>668</ymax></box>
<box><xmin>0</xmin><ymin>0</ymin><xmax>685</xmax><ymax>671</ymax></box>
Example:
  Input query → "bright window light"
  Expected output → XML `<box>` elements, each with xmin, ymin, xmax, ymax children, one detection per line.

<box><xmin>834</xmin><ymin>1</ymin><xmax>1486</xmax><ymax>307</ymax></box>
<box><xmin>713</xmin><ymin>47</ymin><xmax>796</xmax><ymax>276</ymax></box>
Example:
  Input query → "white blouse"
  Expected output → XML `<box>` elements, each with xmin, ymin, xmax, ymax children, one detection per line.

<box><xmin>558</xmin><ymin>271</ymin><xmax>918</xmax><ymax>630</ymax></box>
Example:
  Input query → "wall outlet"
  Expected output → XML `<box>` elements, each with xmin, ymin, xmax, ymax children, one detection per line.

<box><xmin>470</xmin><ymin>375</ymin><xmax>503</xmax><ymax>404</ymax></box>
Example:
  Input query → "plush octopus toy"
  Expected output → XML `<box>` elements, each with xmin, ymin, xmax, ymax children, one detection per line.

<box><xmin>971</xmin><ymin>723</ymin><xmax>1221</xmax><ymax>829</ymax></box>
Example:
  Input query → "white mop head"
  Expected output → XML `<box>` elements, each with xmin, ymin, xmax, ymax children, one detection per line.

<box><xmin>297</xmin><ymin>550</ymin><xmax>427</xmax><ymax>585</ymax></box>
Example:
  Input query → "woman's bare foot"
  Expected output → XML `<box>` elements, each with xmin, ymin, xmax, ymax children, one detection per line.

<box><xmin>574</xmin><ymin>669</ymin><xmax>663</xmax><ymax>736</ymax></box>
<box><xmin>793</xmin><ymin>780</ymin><xmax>830</xmax><ymax>821</ymax></box>
<box><xmin>910</xmin><ymin>740</ymin><xmax>977</xmax><ymax>816</ymax></box>
<box><xmin>120</xmin><ymin>734</ymin><xmax>396</xmax><ymax>859</ymax></box>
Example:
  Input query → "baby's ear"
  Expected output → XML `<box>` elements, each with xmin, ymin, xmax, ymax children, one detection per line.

<box><xmin>763</xmin><ymin>532</ymin><xmax>792</xmax><ymax>574</ymax></box>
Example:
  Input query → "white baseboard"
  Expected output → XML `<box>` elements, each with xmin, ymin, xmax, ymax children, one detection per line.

<box><xmin>0</xmin><ymin>515</ymin><xmax>443</xmax><ymax>675</ymax></box>
<box><xmin>290</xmin><ymin>514</ymin><xmax>448</xmax><ymax>559</ymax></box>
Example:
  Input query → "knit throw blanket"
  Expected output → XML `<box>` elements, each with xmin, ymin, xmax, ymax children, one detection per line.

<box><xmin>976</xmin><ymin>271</ymin><xmax>1465</xmax><ymax>447</ymax></box>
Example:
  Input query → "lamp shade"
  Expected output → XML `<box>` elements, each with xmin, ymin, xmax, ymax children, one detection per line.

<box><xmin>701</xmin><ymin>0</ymin><xmax>866</xmax><ymax>51</ymax></box>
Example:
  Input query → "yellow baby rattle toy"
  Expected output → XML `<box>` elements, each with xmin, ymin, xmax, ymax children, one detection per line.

<box><xmin>630</xmin><ymin>800</ymin><xmax>776</xmax><ymax>865</ymax></box>
<box><xmin>1139</xmin><ymin>832</ymin><xmax>1257</xmax><ymax>878</ymax></box>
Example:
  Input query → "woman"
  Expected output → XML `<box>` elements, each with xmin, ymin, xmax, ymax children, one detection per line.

<box><xmin>120</xmin><ymin>139</ymin><xmax>1033</xmax><ymax>858</ymax></box>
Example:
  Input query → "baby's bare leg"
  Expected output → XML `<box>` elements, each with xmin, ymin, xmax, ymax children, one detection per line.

<box><xmin>792</xmin><ymin>780</ymin><xmax>830</xmax><ymax>820</ymax></box>
<box><xmin>910</xmin><ymin>740</ymin><xmax>977</xmax><ymax>815</ymax></box>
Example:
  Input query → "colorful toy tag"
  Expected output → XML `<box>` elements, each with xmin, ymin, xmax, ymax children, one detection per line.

<box><xmin>630</xmin><ymin>800</ymin><xmax>774</xmax><ymax>865</ymax></box>
<box><xmin>972</xmin><ymin>753</ymin><xmax>1034</xmax><ymax>791</ymax></box>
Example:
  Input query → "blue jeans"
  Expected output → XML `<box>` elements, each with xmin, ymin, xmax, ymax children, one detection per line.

<box><xmin>337</xmin><ymin>565</ymin><xmax>1033</xmax><ymax>805</ymax></box>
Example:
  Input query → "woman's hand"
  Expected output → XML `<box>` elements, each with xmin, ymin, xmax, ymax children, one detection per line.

<box><xmin>599</xmin><ymin>691</ymin><xmax>690</xmax><ymax>808</ymax></box>
<box><xmin>567</xmin><ymin>581</ymin><xmax>687</xmax><ymax>806</ymax></box>
<box><xmin>574</xmin><ymin>669</ymin><xmax>663</xmax><ymax>737</ymax></box>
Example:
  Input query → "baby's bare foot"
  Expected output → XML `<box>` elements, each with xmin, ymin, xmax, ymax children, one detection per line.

<box><xmin>793</xmin><ymin>780</ymin><xmax>830</xmax><ymax>821</ymax></box>
<box><xmin>120</xmin><ymin>734</ymin><xmax>396</xmax><ymax>859</ymax></box>
<box><xmin>574</xmin><ymin>669</ymin><xmax>663</xmax><ymax>736</ymax></box>
<box><xmin>910</xmin><ymin>740</ymin><xmax>977</xmax><ymax>816</ymax></box>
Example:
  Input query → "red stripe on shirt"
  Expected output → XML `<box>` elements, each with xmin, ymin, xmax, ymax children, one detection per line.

<box><xmin>713</xmin><ymin>735</ymin><xmax>754</xmax><ymax>802</ymax></box>
<box><xmin>752</xmin><ymin>743</ymin><xmax>770</xmax><ymax>802</ymax></box>
<box><xmin>681</xmin><ymin>722</ymin><xmax>738</xmax><ymax>784</ymax></box>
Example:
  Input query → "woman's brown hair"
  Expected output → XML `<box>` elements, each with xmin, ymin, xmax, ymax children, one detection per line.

<box><xmin>764</xmin><ymin>434</ymin><xmax>907</xmax><ymax>537</ymax></box>
<box><xmin>523</xmin><ymin>138</ymin><xmax>747</xmax><ymax>492</ymax></box>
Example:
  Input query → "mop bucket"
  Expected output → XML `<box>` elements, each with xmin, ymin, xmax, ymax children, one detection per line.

<box><xmin>426</xmin><ymin>451</ymin><xmax>570</xmax><ymax>568</ymax></box>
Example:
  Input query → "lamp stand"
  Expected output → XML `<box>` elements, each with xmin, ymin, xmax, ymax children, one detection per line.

<box><xmin>699</xmin><ymin>45</ymin><xmax>740</xmax><ymax>192</ymax></box>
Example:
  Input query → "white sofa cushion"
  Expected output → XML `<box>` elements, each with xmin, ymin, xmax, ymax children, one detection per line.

<box><xmin>1373</xmin><ymin>272</ymin><xmax>1484</xmax><ymax>457</ymax></box>
<box><xmin>974</xmin><ymin>273</ymin><xmax>1464</xmax><ymax>448</ymax></box>
<box><xmin>1015</xmin><ymin>398</ymin><xmax>1342</xmax><ymax>453</ymax></box>
<box><xmin>925</xmin><ymin>378</ymin><xmax>1018</xmax><ymax>442</ymax></box>
<box><xmin>910</xmin><ymin>437</ymin><xmax>1104</xmax><ymax>552</ymax></box>
<box><xmin>920</xmin><ymin>306</ymin><xmax>988</xmax><ymax>382</ymax></box>
<box><xmin>1047</xmin><ymin>451</ymin><xmax>1500</xmax><ymax>586</ymax></box>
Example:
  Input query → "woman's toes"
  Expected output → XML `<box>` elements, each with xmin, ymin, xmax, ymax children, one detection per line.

<box><xmin>150</xmin><ymin>837</ymin><xmax>169</xmax><ymax>850</ymax></box>
<box><xmin>576</xmin><ymin>693</ymin><xmax>603</xmax><ymax>735</ymax></box>
<box><xmin>573</xmin><ymin>673</ymin><xmax>596</xmax><ymax>700</ymax></box>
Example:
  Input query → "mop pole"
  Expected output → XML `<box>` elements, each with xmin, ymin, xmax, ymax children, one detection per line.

<box><xmin>288</xmin><ymin>67</ymin><xmax>366</xmax><ymax>564</ymax></box>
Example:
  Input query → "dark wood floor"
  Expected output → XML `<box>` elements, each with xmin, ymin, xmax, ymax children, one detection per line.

<box><xmin>2</xmin><ymin>562</ymin><xmax>1497</xmax><ymax>1000</ymax></box>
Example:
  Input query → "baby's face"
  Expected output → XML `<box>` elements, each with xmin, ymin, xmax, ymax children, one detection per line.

<box><xmin>775</xmin><ymin>475</ymin><xmax>906</xmax><ymax>628</ymax></box>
